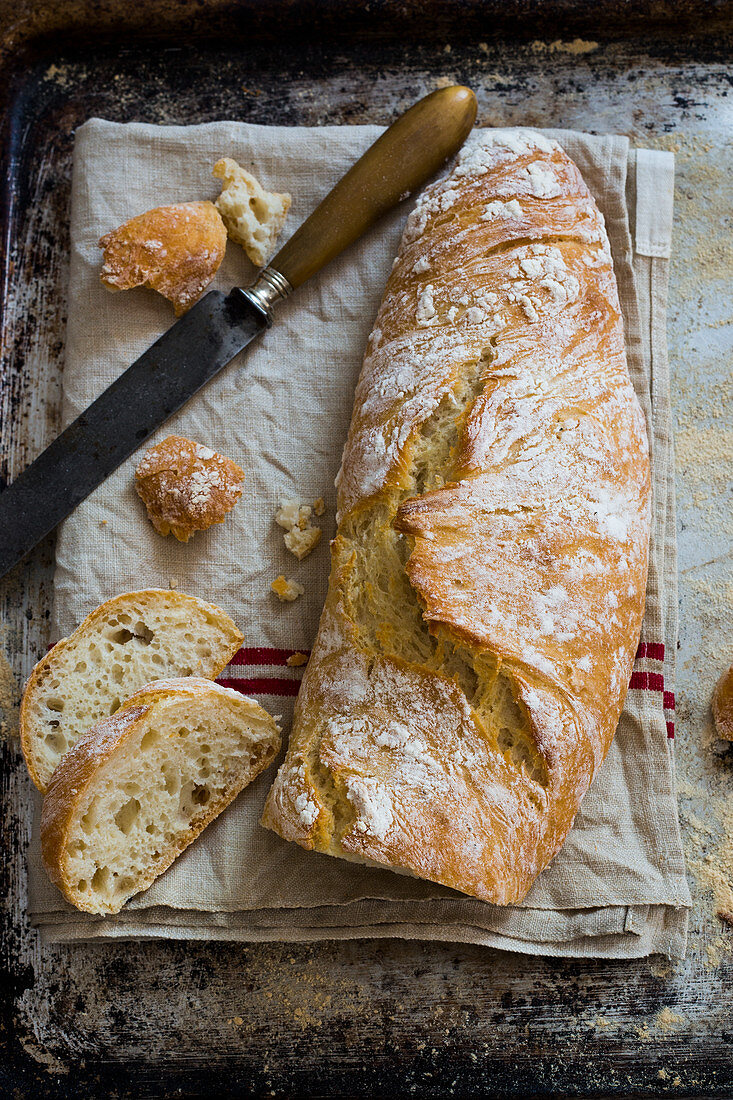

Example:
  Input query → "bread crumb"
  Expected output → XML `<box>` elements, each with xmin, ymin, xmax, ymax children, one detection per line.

<box><xmin>100</xmin><ymin>519</ymin><xmax>108</xmax><ymax>526</ymax></box>
<box><xmin>271</xmin><ymin>576</ymin><xmax>304</xmax><ymax>602</ymax></box>
<box><xmin>284</xmin><ymin>525</ymin><xmax>322</xmax><ymax>560</ymax></box>
<box><xmin>286</xmin><ymin>652</ymin><xmax>308</xmax><ymax>667</ymax></box>
<box><xmin>276</xmin><ymin>500</ymin><xmax>311</xmax><ymax>530</ymax></box>
<box><xmin>213</xmin><ymin>158</ymin><xmax>291</xmax><ymax>267</ymax></box>
<box><xmin>656</xmin><ymin>1007</ymin><xmax>686</xmax><ymax>1031</ymax></box>
<box><xmin>169</xmin><ymin>578</ymin><xmax>178</xmax><ymax>589</ymax></box>
<box><xmin>233</xmin><ymin>1016</ymin><xmax>243</xmax><ymax>1026</ymax></box>
<box><xmin>312</xmin><ymin>497</ymin><xmax>326</xmax><ymax>517</ymax></box>
<box><xmin>275</xmin><ymin>498</ymin><xmax>323</xmax><ymax>560</ymax></box>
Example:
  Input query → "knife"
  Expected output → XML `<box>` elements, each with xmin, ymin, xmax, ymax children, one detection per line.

<box><xmin>0</xmin><ymin>85</ymin><xmax>477</xmax><ymax>581</ymax></box>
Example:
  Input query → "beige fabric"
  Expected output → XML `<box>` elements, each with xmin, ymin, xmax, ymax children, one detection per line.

<box><xmin>27</xmin><ymin>120</ymin><xmax>690</xmax><ymax>957</ymax></box>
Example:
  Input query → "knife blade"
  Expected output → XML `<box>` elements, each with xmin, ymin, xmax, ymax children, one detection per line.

<box><xmin>0</xmin><ymin>289</ymin><xmax>265</xmax><ymax>578</ymax></box>
<box><xmin>0</xmin><ymin>84</ymin><xmax>477</xmax><ymax>580</ymax></box>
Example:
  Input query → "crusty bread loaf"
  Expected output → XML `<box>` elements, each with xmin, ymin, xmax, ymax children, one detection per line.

<box><xmin>262</xmin><ymin>129</ymin><xmax>651</xmax><ymax>904</ymax></box>
<box><xmin>41</xmin><ymin>678</ymin><xmax>280</xmax><ymax>914</ymax></box>
<box><xmin>21</xmin><ymin>590</ymin><xmax>243</xmax><ymax>792</ymax></box>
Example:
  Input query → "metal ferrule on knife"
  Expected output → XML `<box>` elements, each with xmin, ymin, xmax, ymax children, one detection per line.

<box><xmin>239</xmin><ymin>267</ymin><xmax>294</xmax><ymax>325</ymax></box>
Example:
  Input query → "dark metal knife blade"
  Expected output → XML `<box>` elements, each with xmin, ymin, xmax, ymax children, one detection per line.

<box><xmin>0</xmin><ymin>289</ymin><xmax>264</xmax><ymax>579</ymax></box>
<box><xmin>0</xmin><ymin>85</ymin><xmax>477</xmax><ymax>581</ymax></box>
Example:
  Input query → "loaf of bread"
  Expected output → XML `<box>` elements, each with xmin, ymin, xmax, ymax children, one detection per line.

<box><xmin>21</xmin><ymin>590</ymin><xmax>243</xmax><ymax>792</ymax></box>
<box><xmin>41</xmin><ymin>678</ymin><xmax>280</xmax><ymax>914</ymax></box>
<box><xmin>262</xmin><ymin>130</ymin><xmax>651</xmax><ymax>904</ymax></box>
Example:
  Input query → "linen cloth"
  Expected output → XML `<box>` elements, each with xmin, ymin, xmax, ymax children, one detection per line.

<box><xmin>27</xmin><ymin>119</ymin><xmax>690</xmax><ymax>956</ymax></box>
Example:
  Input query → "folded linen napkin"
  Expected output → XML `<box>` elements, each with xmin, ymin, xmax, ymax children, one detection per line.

<box><xmin>27</xmin><ymin>118</ymin><xmax>690</xmax><ymax>957</ymax></box>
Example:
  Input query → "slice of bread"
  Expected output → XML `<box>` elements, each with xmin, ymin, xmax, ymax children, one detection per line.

<box><xmin>41</xmin><ymin>678</ymin><xmax>281</xmax><ymax>915</ymax></box>
<box><xmin>21</xmin><ymin>591</ymin><xmax>243</xmax><ymax>792</ymax></box>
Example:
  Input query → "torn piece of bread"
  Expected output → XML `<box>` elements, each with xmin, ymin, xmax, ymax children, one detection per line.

<box><xmin>20</xmin><ymin>590</ymin><xmax>243</xmax><ymax>792</ymax></box>
<box><xmin>213</xmin><ymin>158</ymin><xmax>291</xmax><ymax>267</ymax></box>
<box><xmin>275</xmin><ymin>498</ymin><xmax>322</xmax><ymax>560</ymax></box>
<box><xmin>99</xmin><ymin>200</ymin><xmax>227</xmax><ymax>315</ymax></box>
<box><xmin>271</xmin><ymin>576</ymin><xmax>304</xmax><ymax>602</ymax></box>
<box><xmin>40</xmin><ymin>678</ymin><xmax>280</xmax><ymax>915</ymax></box>
<box><xmin>135</xmin><ymin>435</ymin><xmax>245</xmax><ymax>542</ymax></box>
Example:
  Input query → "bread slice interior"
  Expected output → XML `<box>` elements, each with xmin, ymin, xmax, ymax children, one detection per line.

<box><xmin>21</xmin><ymin>590</ymin><xmax>243</xmax><ymax>792</ymax></box>
<box><xmin>41</xmin><ymin>679</ymin><xmax>280</xmax><ymax>915</ymax></box>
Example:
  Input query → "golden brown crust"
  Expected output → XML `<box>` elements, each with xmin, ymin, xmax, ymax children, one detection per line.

<box><xmin>713</xmin><ymin>665</ymin><xmax>733</xmax><ymax>740</ymax></box>
<box><xmin>20</xmin><ymin>589</ymin><xmax>243</xmax><ymax>792</ymax></box>
<box><xmin>41</xmin><ymin>679</ymin><xmax>280</xmax><ymax>914</ymax></box>
<box><xmin>262</xmin><ymin>130</ymin><xmax>651</xmax><ymax>904</ymax></box>
<box><xmin>135</xmin><ymin>435</ymin><xmax>245</xmax><ymax>542</ymax></box>
<box><xmin>99</xmin><ymin>200</ymin><xmax>227</xmax><ymax>315</ymax></box>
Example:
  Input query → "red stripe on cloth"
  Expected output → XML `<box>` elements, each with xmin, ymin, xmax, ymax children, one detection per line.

<box><xmin>217</xmin><ymin>676</ymin><xmax>301</xmax><ymax>697</ymax></box>
<box><xmin>648</xmin><ymin>671</ymin><xmax>664</xmax><ymax>692</ymax></box>
<box><xmin>629</xmin><ymin>670</ymin><xmax>648</xmax><ymax>690</ymax></box>
<box><xmin>666</xmin><ymin>720</ymin><xmax>675</xmax><ymax>739</ymax></box>
<box><xmin>663</xmin><ymin>690</ymin><xmax>676</xmax><ymax>711</ymax></box>
<box><xmin>635</xmin><ymin>642</ymin><xmax>665</xmax><ymax>661</ymax></box>
<box><xmin>229</xmin><ymin>647</ymin><xmax>311</xmax><ymax>667</ymax></box>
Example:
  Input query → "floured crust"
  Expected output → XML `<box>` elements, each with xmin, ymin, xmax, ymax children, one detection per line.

<box><xmin>99</xmin><ymin>200</ymin><xmax>227</xmax><ymax>315</ymax></box>
<box><xmin>135</xmin><ymin>435</ymin><xmax>245</xmax><ymax>542</ymax></box>
<box><xmin>262</xmin><ymin>129</ymin><xmax>651</xmax><ymax>905</ymax></box>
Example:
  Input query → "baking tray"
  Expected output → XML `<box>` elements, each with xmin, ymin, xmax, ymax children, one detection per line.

<box><xmin>2</xmin><ymin>2</ymin><xmax>732</xmax><ymax>1096</ymax></box>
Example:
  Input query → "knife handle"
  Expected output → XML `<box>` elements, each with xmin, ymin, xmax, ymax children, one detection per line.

<box><xmin>247</xmin><ymin>85</ymin><xmax>477</xmax><ymax>311</ymax></box>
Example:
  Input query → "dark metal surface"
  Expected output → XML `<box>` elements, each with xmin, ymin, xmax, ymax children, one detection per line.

<box><xmin>1</xmin><ymin>2</ymin><xmax>731</xmax><ymax>1098</ymax></box>
<box><xmin>0</xmin><ymin>289</ymin><xmax>265</xmax><ymax>578</ymax></box>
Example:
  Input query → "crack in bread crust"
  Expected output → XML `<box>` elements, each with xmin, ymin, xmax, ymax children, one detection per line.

<box><xmin>261</xmin><ymin>129</ymin><xmax>650</xmax><ymax>905</ymax></box>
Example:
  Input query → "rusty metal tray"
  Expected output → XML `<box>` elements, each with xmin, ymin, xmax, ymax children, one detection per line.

<box><xmin>2</xmin><ymin>1</ymin><xmax>732</xmax><ymax>1096</ymax></box>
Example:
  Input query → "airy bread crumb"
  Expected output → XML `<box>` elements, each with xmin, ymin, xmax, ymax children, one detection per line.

<box><xmin>99</xmin><ymin>201</ymin><xmax>227</xmax><ymax>315</ymax></box>
<box><xmin>40</xmin><ymin>679</ymin><xmax>280</xmax><ymax>914</ymax></box>
<box><xmin>135</xmin><ymin>435</ymin><xmax>244</xmax><ymax>542</ymax></box>
<box><xmin>284</xmin><ymin>526</ymin><xmax>322</xmax><ymax>559</ymax></box>
<box><xmin>20</xmin><ymin>590</ymin><xmax>243</xmax><ymax>792</ymax></box>
<box><xmin>275</xmin><ymin>500</ymin><xmax>311</xmax><ymax>531</ymax></box>
<box><xmin>213</xmin><ymin>158</ymin><xmax>291</xmax><ymax>267</ymax></box>
<box><xmin>312</xmin><ymin>497</ymin><xmax>326</xmax><ymax>517</ymax></box>
<box><xmin>275</xmin><ymin>497</ymin><xmax>323</xmax><ymax>560</ymax></box>
<box><xmin>271</xmin><ymin>576</ymin><xmax>304</xmax><ymax>602</ymax></box>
